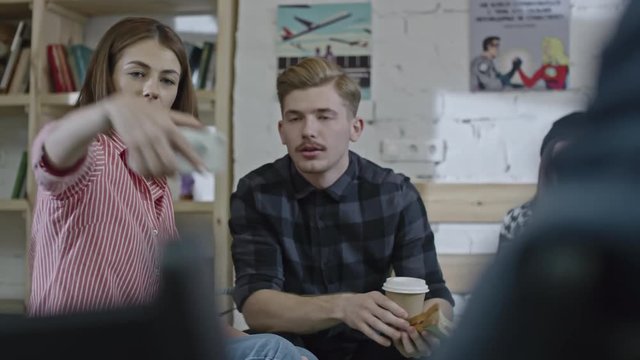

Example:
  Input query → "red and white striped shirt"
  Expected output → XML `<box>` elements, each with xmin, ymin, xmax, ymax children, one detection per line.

<box><xmin>28</xmin><ymin>123</ymin><xmax>178</xmax><ymax>316</ymax></box>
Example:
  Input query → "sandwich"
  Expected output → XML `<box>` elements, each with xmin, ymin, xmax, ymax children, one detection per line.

<box><xmin>407</xmin><ymin>303</ymin><xmax>453</xmax><ymax>339</ymax></box>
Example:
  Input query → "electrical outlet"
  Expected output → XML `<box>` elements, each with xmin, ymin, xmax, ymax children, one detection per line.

<box><xmin>381</xmin><ymin>138</ymin><xmax>445</xmax><ymax>163</ymax></box>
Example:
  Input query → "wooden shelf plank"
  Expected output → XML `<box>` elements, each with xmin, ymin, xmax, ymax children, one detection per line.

<box><xmin>0</xmin><ymin>200</ymin><xmax>28</xmax><ymax>212</ymax></box>
<box><xmin>414</xmin><ymin>182</ymin><xmax>537</xmax><ymax>223</ymax></box>
<box><xmin>173</xmin><ymin>200</ymin><xmax>214</xmax><ymax>213</ymax></box>
<box><xmin>0</xmin><ymin>94</ymin><xmax>29</xmax><ymax>107</ymax></box>
<box><xmin>0</xmin><ymin>299</ymin><xmax>25</xmax><ymax>314</ymax></box>
<box><xmin>47</xmin><ymin>0</ymin><xmax>217</xmax><ymax>16</ymax></box>
<box><xmin>40</xmin><ymin>92</ymin><xmax>79</xmax><ymax>106</ymax></box>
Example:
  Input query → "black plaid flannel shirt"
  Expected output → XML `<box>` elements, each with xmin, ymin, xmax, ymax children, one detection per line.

<box><xmin>230</xmin><ymin>151</ymin><xmax>453</xmax><ymax>314</ymax></box>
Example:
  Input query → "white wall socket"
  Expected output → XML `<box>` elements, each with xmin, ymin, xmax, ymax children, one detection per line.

<box><xmin>381</xmin><ymin>138</ymin><xmax>445</xmax><ymax>163</ymax></box>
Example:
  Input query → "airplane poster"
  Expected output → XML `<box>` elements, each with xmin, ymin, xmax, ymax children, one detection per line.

<box><xmin>469</xmin><ymin>0</ymin><xmax>571</xmax><ymax>92</ymax></box>
<box><xmin>277</xmin><ymin>3</ymin><xmax>372</xmax><ymax>100</ymax></box>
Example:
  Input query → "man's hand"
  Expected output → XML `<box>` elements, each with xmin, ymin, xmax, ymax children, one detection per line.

<box><xmin>338</xmin><ymin>291</ymin><xmax>411</xmax><ymax>347</ymax></box>
<box><xmin>224</xmin><ymin>324</ymin><xmax>248</xmax><ymax>338</ymax></box>
<box><xmin>393</xmin><ymin>327</ymin><xmax>440</xmax><ymax>358</ymax></box>
<box><xmin>512</xmin><ymin>57</ymin><xmax>523</xmax><ymax>70</ymax></box>
<box><xmin>393</xmin><ymin>298</ymin><xmax>453</xmax><ymax>358</ymax></box>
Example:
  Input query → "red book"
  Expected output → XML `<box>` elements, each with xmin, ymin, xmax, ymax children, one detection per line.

<box><xmin>55</xmin><ymin>44</ymin><xmax>75</xmax><ymax>92</ymax></box>
<box><xmin>47</xmin><ymin>44</ymin><xmax>65</xmax><ymax>93</ymax></box>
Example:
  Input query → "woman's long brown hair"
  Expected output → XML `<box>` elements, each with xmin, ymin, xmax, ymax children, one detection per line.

<box><xmin>76</xmin><ymin>17</ymin><xmax>198</xmax><ymax>118</ymax></box>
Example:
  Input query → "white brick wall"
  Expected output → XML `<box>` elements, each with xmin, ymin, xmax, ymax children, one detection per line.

<box><xmin>233</xmin><ymin>0</ymin><xmax>625</xmax><ymax>256</ymax></box>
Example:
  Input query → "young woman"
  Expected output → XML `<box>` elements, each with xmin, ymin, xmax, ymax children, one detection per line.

<box><xmin>517</xmin><ymin>36</ymin><xmax>570</xmax><ymax>90</ymax></box>
<box><xmin>28</xmin><ymin>17</ymin><xmax>315</xmax><ymax>360</ymax></box>
<box><xmin>498</xmin><ymin>111</ymin><xmax>587</xmax><ymax>252</ymax></box>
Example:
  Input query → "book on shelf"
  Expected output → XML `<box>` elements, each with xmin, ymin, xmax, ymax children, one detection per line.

<box><xmin>46</xmin><ymin>43</ymin><xmax>93</xmax><ymax>93</ymax></box>
<box><xmin>69</xmin><ymin>44</ymin><xmax>93</xmax><ymax>89</ymax></box>
<box><xmin>56</xmin><ymin>44</ymin><xmax>75</xmax><ymax>92</ymax></box>
<box><xmin>11</xmin><ymin>151</ymin><xmax>28</xmax><ymax>200</ymax></box>
<box><xmin>47</xmin><ymin>44</ymin><xmax>65</xmax><ymax>93</ymax></box>
<box><xmin>184</xmin><ymin>41</ymin><xmax>216</xmax><ymax>90</ymax></box>
<box><xmin>0</xmin><ymin>23</ymin><xmax>14</xmax><ymax>79</ymax></box>
<box><xmin>185</xmin><ymin>42</ymin><xmax>203</xmax><ymax>89</ymax></box>
<box><xmin>0</xmin><ymin>20</ymin><xmax>27</xmax><ymax>93</ymax></box>
<box><xmin>65</xmin><ymin>46</ymin><xmax>81</xmax><ymax>92</ymax></box>
<box><xmin>198</xmin><ymin>41</ymin><xmax>214</xmax><ymax>89</ymax></box>
<box><xmin>47</xmin><ymin>44</ymin><xmax>74</xmax><ymax>93</ymax></box>
<box><xmin>8</xmin><ymin>47</ymin><xmax>30</xmax><ymax>94</ymax></box>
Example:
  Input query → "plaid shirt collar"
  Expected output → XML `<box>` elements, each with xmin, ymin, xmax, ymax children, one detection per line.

<box><xmin>286</xmin><ymin>151</ymin><xmax>358</xmax><ymax>201</ymax></box>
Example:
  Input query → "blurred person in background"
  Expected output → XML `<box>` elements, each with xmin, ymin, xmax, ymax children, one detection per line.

<box><xmin>498</xmin><ymin>111</ymin><xmax>588</xmax><ymax>252</ymax></box>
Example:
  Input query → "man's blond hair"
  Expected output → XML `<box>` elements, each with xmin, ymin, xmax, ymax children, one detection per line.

<box><xmin>277</xmin><ymin>57</ymin><xmax>361</xmax><ymax>117</ymax></box>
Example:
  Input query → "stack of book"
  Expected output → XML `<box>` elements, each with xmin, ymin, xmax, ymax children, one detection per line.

<box><xmin>10</xmin><ymin>151</ymin><xmax>27</xmax><ymax>199</ymax></box>
<box><xmin>45</xmin><ymin>41</ymin><xmax>213</xmax><ymax>92</ymax></box>
<box><xmin>46</xmin><ymin>43</ymin><xmax>93</xmax><ymax>93</ymax></box>
<box><xmin>0</xmin><ymin>20</ymin><xmax>30</xmax><ymax>94</ymax></box>
<box><xmin>184</xmin><ymin>41</ymin><xmax>215</xmax><ymax>90</ymax></box>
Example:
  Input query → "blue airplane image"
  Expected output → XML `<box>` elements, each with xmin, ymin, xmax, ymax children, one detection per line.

<box><xmin>281</xmin><ymin>11</ymin><xmax>352</xmax><ymax>41</ymax></box>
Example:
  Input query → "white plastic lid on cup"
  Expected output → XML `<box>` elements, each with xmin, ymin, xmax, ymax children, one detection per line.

<box><xmin>382</xmin><ymin>277</ymin><xmax>429</xmax><ymax>294</ymax></box>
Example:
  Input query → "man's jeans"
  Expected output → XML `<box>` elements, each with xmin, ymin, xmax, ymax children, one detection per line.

<box><xmin>228</xmin><ymin>333</ymin><xmax>318</xmax><ymax>360</ymax></box>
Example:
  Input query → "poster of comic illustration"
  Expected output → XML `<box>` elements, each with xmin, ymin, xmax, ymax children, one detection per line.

<box><xmin>276</xmin><ymin>3</ymin><xmax>371</xmax><ymax>99</ymax></box>
<box><xmin>470</xmin><ymin>0</ymin><xmax>571</xmax><ymax>92</ymax></box>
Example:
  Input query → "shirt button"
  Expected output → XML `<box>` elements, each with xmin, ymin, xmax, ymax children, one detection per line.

<box><xmin>152</xmin><ymin>229</ymin><xmax>158</xmax><ymax>236</ymax></box>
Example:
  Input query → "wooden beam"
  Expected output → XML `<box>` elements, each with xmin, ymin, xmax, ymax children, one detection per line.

<box><xmin>413</xmin><ymin>182</ymin><xmax>536</xmax><ymax>223</ymax></box>
<box><xmin>213</xmin><ymin>0</ymin><xmax>237</xmax><ymax>324</ymax></box>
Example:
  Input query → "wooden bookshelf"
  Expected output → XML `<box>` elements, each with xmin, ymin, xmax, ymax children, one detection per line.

<box><xmin>0</xmin><ymin>0</ymin><xmax>237</xmax><ymax>323</ymax></box>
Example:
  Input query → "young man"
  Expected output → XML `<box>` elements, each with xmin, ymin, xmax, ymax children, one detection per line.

<box><xmin>230</xmin><ymin>57</ymin><xmax>453</xmax><ymax>359</ymax></box>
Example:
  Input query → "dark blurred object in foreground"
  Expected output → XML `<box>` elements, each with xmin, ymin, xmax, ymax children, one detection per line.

<box><xmin>556</xmin><ymin>0</ymin><xmax>640</xmax><ymax>182</ymax></box>
<box><xmin>434</xmin><ymin>184</ymin><xmax>640</xmax><ymax>360</ymax></box>
<box><xmin>435</xmin><ymin>2</ymin><xmax>640</xmax><ymax>359</ymax></box>
<box><xmin>0</xmin><ymin>239</ymin><xmax>226</xmax><ymax>360</ymax></box>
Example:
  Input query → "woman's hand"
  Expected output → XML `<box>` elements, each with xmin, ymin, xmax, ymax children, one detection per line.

<box><xmin>102</xmin><ymin>94</ymin><xmax>206</xmax><ymax>177</ymax></box>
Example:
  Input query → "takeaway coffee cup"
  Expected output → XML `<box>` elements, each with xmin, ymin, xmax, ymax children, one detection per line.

<box><xmin>382</xmin><ymin>277</ymin><xmax>429</xmax><ymax>317</ymax></box>
<box><xmin>176</xmin><ymin>126</ymin><xmax>227</xmax><ymax>174</ymax></box>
